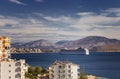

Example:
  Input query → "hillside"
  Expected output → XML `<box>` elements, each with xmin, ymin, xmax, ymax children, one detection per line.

<box><xmin>12</xmin><ymin>36</ymin><xmax>120</xmax><ymax>52</ymax></box>
<box><xmin>12</xmin><ymin>39</ymin><xmax>54</xmax><ymax>48</ymax></box>
<box><xmin>11</xmin><ymin>39</ymin><xmax>59</xmax><ymax>52</ymax></box>
<box><xmin>56</xmin><ymin>36</ymin><xmax>120</xmax><ymax>49</ymax></box>
<box><xmin>91</xmin><ymin>44</ymin><xmax>120</xmax><ymax>52</ymax></box>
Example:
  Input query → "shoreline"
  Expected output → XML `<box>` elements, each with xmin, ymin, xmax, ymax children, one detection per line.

<box><xmin>11</xmin><ymin>51</ymin><xmax>120</xmax><ymax>54</ymax></box>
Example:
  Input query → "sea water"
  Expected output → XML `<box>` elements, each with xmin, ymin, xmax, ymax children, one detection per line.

<box><xmin>11</xmin><ymin>52</ymin><xmax>120</xmax><ymax>79</ymax></box>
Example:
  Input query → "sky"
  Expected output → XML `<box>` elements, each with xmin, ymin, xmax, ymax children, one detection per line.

<box><xmin>0</xmin><ymin>0</ymin><xmax>120</xmax><ymax>43</ymax></box>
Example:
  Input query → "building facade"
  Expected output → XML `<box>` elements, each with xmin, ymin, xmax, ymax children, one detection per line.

<box><xmin>48</xmin><ymin>61</ymin><xmax>79</xmax><ymax>79</ymax></box>
<box><xmin>0</xmin><ymin>36</ymin><xmax>11</xmax><ymax>60</ymax></box>
<box><xmin>0</xmin><ymin>59</ymin><xmax>28</xmax><ymax>79</ymax></box>
<box><xmin>0</xmin><ymin>36</ymin><xmax>28</xmax><ymax>79</ymax></box>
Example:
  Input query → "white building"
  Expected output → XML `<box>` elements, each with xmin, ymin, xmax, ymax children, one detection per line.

<box><xmin>48</xmin><ymin>61</ymin><xmax>79</xmax><ymax>79</ymax></box>
<box><xmin>0</xmin><ymin>59</ymin><xmax>28</xmax><ymax>79</ymax></box>
<box><xmin>0</xmin><ymin>36</ymin><xmax>28</xmax><ymax>79</ymax></box>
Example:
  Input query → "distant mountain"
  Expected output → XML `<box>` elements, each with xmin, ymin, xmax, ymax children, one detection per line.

<box><xmin>11</xmin><ymin>39</ymin><xmax>59</xmax><ymax>52</ymax></box>
<box><xmin>11</xmin><ymin>42</ymin><xmax>24</xmax><ymax>48</ymax></box>
<box><xmin>12</xmin><ymin>36</ymin><xmax>120</xmax><ymax>52</ymax></box>
<box><xmin>56</xmin><ymin>36</ymin><xmax>120</xmax><ymax>50</ymax></box>
<box><xmin>91</xmin><ymin>44</ymin><xmax>120</xmax><ymax>52</ymax></box>
<box><xmin>56</xmin><ymin>40</ymin><xmax>70</xmax><ymax>45</ymax></box>
<box><xmin>12</xmin><ymin>39</ymin><xmax>54</xmax><ymax>48</ymax></box>
<box><xmin>22</xmin><ymin>39</ymin><xmax>54</xmax><ymax>48</ymax></box>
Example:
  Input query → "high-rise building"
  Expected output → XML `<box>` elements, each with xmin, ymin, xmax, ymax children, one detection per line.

<box><xmin>0</xmin><ymin>36</ymin><xmax>28</xmax><ymax>79</ymax></box>
<box><xmin>0</xmin><ymin>36</ymin><xmax>11</xmax><ymax>60</ymax></box>
<box><xmin>48</xmin><ymin>61</ymin><xmax>79</xmax><ymax>79</ymax></box>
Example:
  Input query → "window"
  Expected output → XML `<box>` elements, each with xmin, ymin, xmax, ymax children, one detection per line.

<box><xmin>62</xmin><ymin>75</ymin><xmax>65</xmax><ymax>78</ymax></box>
<box><xmin>9</xmin><ymin>64</ymin><xmax>11</xmax><ymax>67</ymax></box>
<box><xmin>15</xmin><ymin>62</ymin><xmax>21</xmax><ymax>66</ymax></box>
<box><xmin>69</xmin><ymin>74</ymin><xmax>71</xmax><ymax>77</ymax></box>
<box><xmin>68</xmin><ymin>70</ymin><xmax>71</xmax><ymax>73</ymax></box>
<box><xmin>5</xmin><ymin>46</ymin><xmax>10</xmax><ymax>50</ymax></box>
<box><xmin>15</xmin><ymin>74</ymin><xmax>21</xmax><ymax>78</ymax></box>
<box><xmin>58</xmin><ymin>70</ymin><xmax>60</xmax><ymax>73</ymax></box>
<box><xmin>63</xmin><ymin>70</ymin><xmax>65</xmax><ymax>73</ymax></box>
<box><xmin>68</xmin><ymin>65</ymin><xmax>71</xmax><ymax>68</ymax></box>
<box><xmin>9</xmin><ymin>70</ymin><xmax>11</xmax><ymax>73</ymax></box>
<box><xmin>58</xmin><ymin>75</ymin><xmax>60</xmax><ymax>78</ymax></box>
<box><xmin>51</xmin><ymin>74</ymin><xmax>54</xmax><ymax>77</ymax></box>
<box><xmin>9</xmin><ymin>76</ymin><xmax>11</xmax><ymax>79</ymax></box>
<box><xmin>59</xmin><ymin>65</ymin><xmax>62</xmax><ymax>68</ymax></box>
<box><xmin>63</xmin><ymin>66</ymin><xmax>65</xmax><ymax>68</ymax></box>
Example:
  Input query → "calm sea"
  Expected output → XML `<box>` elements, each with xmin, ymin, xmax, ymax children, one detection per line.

<box><xmin>11</xmin><ymin>52</ymin><xmax>120</xmax><ymax>79</ymax></box>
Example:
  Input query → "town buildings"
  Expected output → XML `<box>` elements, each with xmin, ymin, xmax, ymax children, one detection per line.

<box><xmin>48</xmin><ymin>61</ymin><xmax>79</xmax><ymax>79</ymax></box>
<box><xmin>0</xmin><ymin>36</ymin><xmax>28</xmax><ymax>79</ymax></box>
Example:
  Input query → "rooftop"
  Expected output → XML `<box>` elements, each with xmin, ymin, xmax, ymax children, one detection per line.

<box><xmin>50</xmin><ymin>60</ymin><xmax>79</xmax><ymax>66</ymax></box>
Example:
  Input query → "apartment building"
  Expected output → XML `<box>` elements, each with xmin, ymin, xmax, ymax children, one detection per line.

<box><xmin>0</xmin><ymin>59</ymin><xmax>28</xmax><ymax>79</ymax></box>
<box><xmin>0</xmin><ymin>36</ymin><xmax>11</xmax><ymax>60</ymax></box>
<box><xmin>48</xmin><ymin>61</ymin><xmax>79</xmax><ymax>79</ymax></box>
<box><xmin>0</xmin><ymin>36</ymin><xmax>28</xmax><ymax>79</ymax></box>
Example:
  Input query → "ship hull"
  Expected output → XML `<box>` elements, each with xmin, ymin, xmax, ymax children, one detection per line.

<box><xmin>59</xmin><ymin>48</ymin><xmax>89</xmax><ymax>55</ymax></box>
<box><xmin>59</xmin><ymin>50</ymin><xmax>86</xmax><ymax>55</ymax></box>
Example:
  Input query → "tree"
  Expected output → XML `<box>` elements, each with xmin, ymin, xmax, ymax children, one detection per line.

<box><xmin>25</xmin><ymin>66</ymin><xmax>45</xmax><ymax>79</ymax></box>
<box><xmin>80</xmin><ymin>72</ymin><xmax>88</xmax><ymax>79</ymax></box>
<box><xmin>41</xmin><ymin>69</ymin><xmax>47</xmax><ymax>73</ymax></box>
<box><xmin>79</xmin><ymin>66</ymin><xmax>88</xmax><ymax>79</ymax></box>
<box><xmin>28</xmin><ymin>66</ymin><xmax>35</xmax><ymax>73</ymax></box>
<box><xmin>35</xmin><ymin>66</ymin><xmax>43</xmax><ymax>74</ymax></box>
<box><xmin>25</xmin><ymin>71</ymin><xmax>34</xmax><ymax>79</ymax></box>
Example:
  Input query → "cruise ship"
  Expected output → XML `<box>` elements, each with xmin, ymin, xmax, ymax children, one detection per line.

<box><xmin>59</xmin><ymin>47</ymin><xmax>89</xmax><ymax>55</ymax></box>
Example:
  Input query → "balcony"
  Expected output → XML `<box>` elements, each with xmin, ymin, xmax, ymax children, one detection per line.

<box><xmin>15</xmin><ymin>67</ymin><xmax>21</xmax><ymax>72</ymax></box>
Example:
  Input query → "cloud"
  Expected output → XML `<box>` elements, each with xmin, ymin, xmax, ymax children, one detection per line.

<box><xmin>104</xmin><ymin>8</ymin><xmax>120</xmax><ymax>16</ymax></box>
<box><xmin>40</xmin><ymin>8</ymin><xmax>120</xmax><ymax>39</ymax></box>
<box><xmin>1</xmin><ymin>8</ymin><xmax>120</xmax><ymax>42</ymax></box>
<box><xmin>43</xmin><ymin>16</ymin><xmax>75</xmax><ymax>24</ymax></box>
<box><xmin>42</xmin><ymin>11</ymin><xmax>120</xmax><ymax>30</ymax></box>
<box><xmin>0</xmin><ymin>15</ymin><xmax>58</xmax><ymax>33</ymax></box>
<box><xmin>9</xmin><ymin>0</ymin><xmax>26</xmax><ymax>5</ymax></box>
<box><xmin>0</xmin><ymin>14</ymin><xmax>61</xmax><ymax>42</ymax></box>
<box><xmin>105</xmin><ymin>8</ymin><xmax>120</xmax><ymax>13</ymax></box>
<box><xmin>74</xmin><ymin>15</ymin><xmax>120</xmax><ymax>29</ymax></box>
<box><xmin>35</xmin><ymin>0</ymin><xmax>44</xmax><ymax>2</ymax></box>
<box><xmin>0</xmin><ymin>15</ymin><xmax>19</xmax><ymax>27</ymax></box>
<box><xmin>76</xmin><ymin>12</ymin><xmax>95</xmax><ymax>16</ymax></box>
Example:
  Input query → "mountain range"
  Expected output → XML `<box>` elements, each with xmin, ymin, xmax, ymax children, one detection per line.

<box><xmin>11</xmin><ymin>36</ymin><xmax>120</xmax><ymax>52</ymax></box>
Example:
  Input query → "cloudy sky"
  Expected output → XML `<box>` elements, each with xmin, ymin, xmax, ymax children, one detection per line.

<box><xmin>0</xmin><ymin>0</ymin><xmax>120</xmax><ymax>43</ymax></box>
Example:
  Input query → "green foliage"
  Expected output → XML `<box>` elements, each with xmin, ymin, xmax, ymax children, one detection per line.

<box><xmin>79</xmin><ymin>72</ymin><xmax>88</xmax><ymax>79</ymax></box>
<box><xmin>41</xmin><ymin>69</ymin><xmax>47</xmax><ymax>73</ymax></box>
<box><xmin>79</xmin><ymin>67</ymin><xmax>88</xmax><ymax>79</ymax></box>
<box><xmin>28</xmin><ymin>66</ymin><xmax>35</xmax><ymax>73</ymax></box>
<box><xmin>35</xmin><ymin>66</ymin><xmax>43</xmax><ymax>74</ymax></box>
<box><xmin>25</xmin><ymin>66</ymin><xmax>44</xmax><ymax>79</ymax></box>
<box><xmin>25</xmin><ymin>72</ymin><xmax>34</xmax><ymax>79</ymax></box>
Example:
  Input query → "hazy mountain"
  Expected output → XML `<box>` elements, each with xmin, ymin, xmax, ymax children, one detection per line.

<box><xmin>11</xmin><ymin>42</ymin><xmax>24</xmax><ymax>48</ymax></box>
<box><xmin>12</xmin><ymin>39</ymin><xmax>55</xmax><ymax>48</ymax></box>
<box><xmin>91</xmin><ymin>44</ymin><xmax>120</xmax><ymax>52</ymax></box>
<box><xmin>56</xmin><ymin>36</ymin><xmax>120</xmax><ymax>49</ymax></box>
<box><xmin>12</xmin><ymin>36</ymin><xmax>120</xmax><ymax>52</ymax></box>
